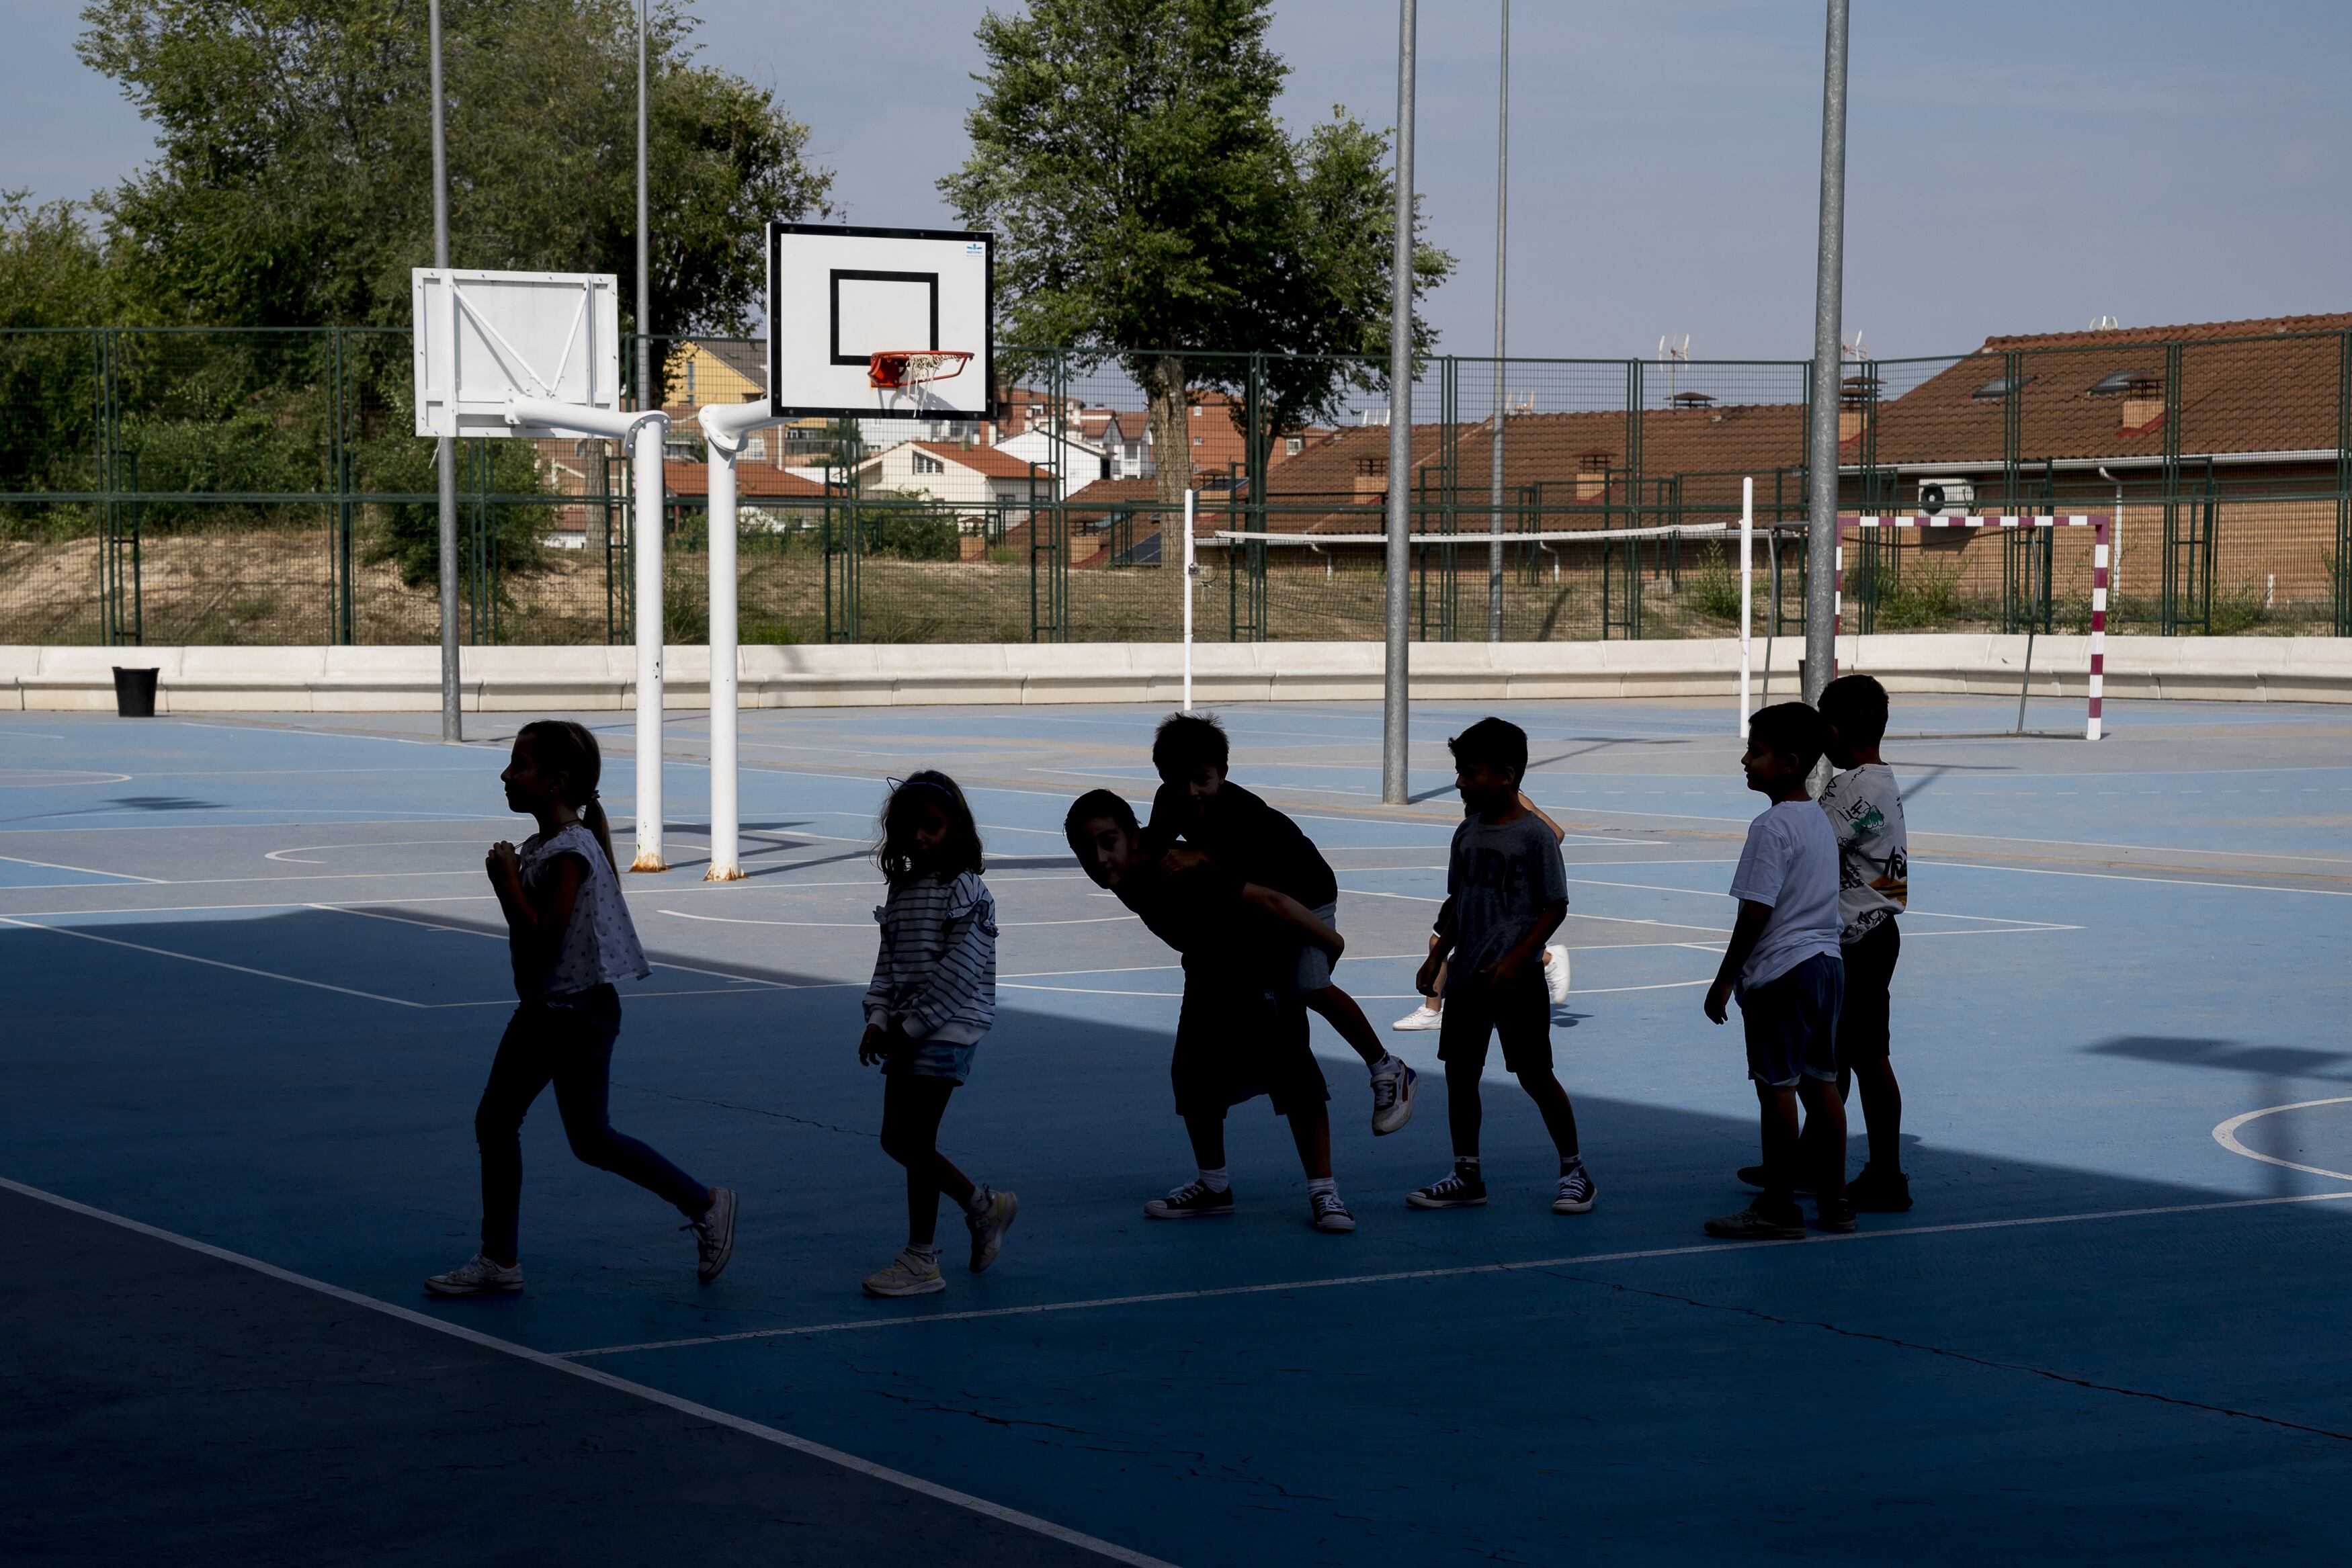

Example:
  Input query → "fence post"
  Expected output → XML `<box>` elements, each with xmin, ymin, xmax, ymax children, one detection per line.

<box><xmin>2337</xmin><ymin>331</ymin><xmax>2351</xmax><ymax>637</ymax></box>
<box><xmin>2159</xmin><ymin>338</ymin><xmax>2183</xmax><ymax>633</ymax></box>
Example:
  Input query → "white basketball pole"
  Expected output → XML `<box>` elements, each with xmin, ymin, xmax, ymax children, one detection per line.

<box><xmin>429</xmin><ymin>0</ymin><xmax>460</xmax><ymax>744</ymax></box>
<box><xmin>698</xmin><ymin>398</ymin><xmax>781</xmax><ymax>881</ymax></box>
<box><xmin>1487</xmin><ymin>0</ymin><xmax>1508</xmax><ymax>643</ymax></box>
<box><xmin>1181</xmin><ymin>487</ymin><xmax>1197</xmax><ymax>714</ymax></box>
<box><xmin>1382</xmin><ymin>0</ymin><xmax>1419</xmax><ymax>805</ymax></box>
<box><xmin>1804</xmin><ymin>0</ymin><xmax>1850</xmax><ymax>709</ymax></box>
<box><xmin>1738</xmin><ymin>476</ymin><xmax>1753</xmax><ymax>732</ymax></box>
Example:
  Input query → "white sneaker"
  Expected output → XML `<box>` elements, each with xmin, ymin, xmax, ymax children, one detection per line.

<box><xmin>966</xmin><ymin>1188</ymin><xmax>1018</xmax><ymax>1274</ymax></box>
<box><xmin>423</xmin><ymin>1253</ymin><xmax>523</xmax><ymax>1296</ymax></box>
<box><xmin>1370</xmin><ymin>1057</ymin><xmax>1417</xmax><ymax>1136</ymax></box>
<box><xmin>863</xmin><ymin>1248</ymin><xmax>946</xmax><ymax>1297</ymax></box>
<box><xmin>1544</xmin><ymin>945</ymin><xmax>1571</xmax><ymax>1004</ymax></box>
<box><xmin>1310</xmin><ymin>1190</ymin><xmax>1357</xmax><ymax>1233</ymax></box>
<box><xmin>1392</xmin><ymin>1002</ymin><xmax>1442</xmax><ymax>1032</ymax></box>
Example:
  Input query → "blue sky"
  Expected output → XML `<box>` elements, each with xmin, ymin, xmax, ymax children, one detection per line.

<box><xmin>6</xmin><ymin>1</ymin><xmax>2345</xmax><ymax>359</ymax></box>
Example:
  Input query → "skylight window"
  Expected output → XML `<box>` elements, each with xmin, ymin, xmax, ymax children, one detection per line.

<box><xmin>1970</xmin><ymin>374</ymin><xmax>2037</xmax><ymax>401</ymax></box>
<box><xmin>2089</xmin><ymin>369</ymin><xmax>2153</xmax><ymax>396</ymax></box>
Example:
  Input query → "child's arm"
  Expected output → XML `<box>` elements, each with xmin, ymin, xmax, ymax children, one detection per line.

<box><xmin>1704</xmin><ymin>900</ymin><xmax>1774</xmax><ymax>1024</ymax></box>
<box><xmin>1479</xmin><ymin>898</ymin><xmax>1566</xmax><ymax>985</ymax></box>
<box><xmin>1415</xmin><ymin>897</ymin><xmax>1459</xmax><ymax>995</ymax></box>
<box><xmin>1241</xmin><ymin>881</ymin><xmax>1344</xmax><ymax>957</ymax></box>
<box><xmin>893</xmin><ymin>883</ymin><xmax>999</xmax><ymax>1040</ymax></box>
<box><xmin>487</xmin><ymin>844</ymin><xmax>584</xmax><ymax>973</ymax></box>
<box><xmin>1518</xmin><ymin>791</ymin><xmax>1567</xmax><ymax>844</ymax></box>
<box><xmin>1138</xmin><ymin>777</ymin><xmax>1187</xmax><ymax>859</ymax></box>
<box><xmin>859</xmin><ymin>902</ymin><xmax>896</xmax><ymax>1062</ymax></box>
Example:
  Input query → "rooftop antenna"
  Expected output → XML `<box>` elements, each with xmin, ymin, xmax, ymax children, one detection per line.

<box><xmin>2088</xmin><ymin>314</ymin><xmax>2120</xmax><ymax>331</ymax></box>
<box><xmin>1841</xmin><ymin>326</ymin><xmax>1869</xmax><ymax>362</ymax></box>
<box><xmin>1659</xmin><ymin>333</ymin><xmax>1690</xmax><ymax>402</ymax></box>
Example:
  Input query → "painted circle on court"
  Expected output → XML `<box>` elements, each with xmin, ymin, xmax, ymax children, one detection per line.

<box><xmin>0</xmin><ymin>770</ymin><xmax>132</xmax><ymax>788</ymax></box>
<box><xmin>2212</xmin><ymin>1096</ymin><xmax>2352</xmax><ymax>1184</ymax></box>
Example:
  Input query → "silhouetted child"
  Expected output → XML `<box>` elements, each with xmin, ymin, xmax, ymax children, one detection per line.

<box><xmin>1704</xmin><ymin>702</ymin><xmax>1850</xmax><ymax>1241</ymax></box>
<box><xmin>1405</xmin><ymin>718</ymin><xmax>1595</xmax><ymax>1217</ymax></box>
<box><xmin>1144</xmin><ymin>713</ymin><xmax>1417</xmax><ymax>1135</ymax></box>
<box><xmin>1818</xmin><ymin>674</ymin><xmax>1910</xmax><ymax>1211</ymax></box>
<box><xmin>1066</xmin><ymin>789</ymin><xmax>1357</xmax><ymax>1234</ymax></box>
<box><xmin>858</xmin><ymin>771</ymin><xmax>1017</xmax><ymax>1298</ymax></box>
<box><xmin>426</xmin><ymin>720</ymin><xmax>736</xmax><ymax>1297</ymax></box>
<box><xmin>1394</xmin><ymin>791</ymin><xmax>1571</xmax><ymax>1032</ymax></box>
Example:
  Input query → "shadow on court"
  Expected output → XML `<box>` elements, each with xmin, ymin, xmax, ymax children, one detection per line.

<box><xmin>7</xmin><ymin>911</ymin><xmax>2352</xmax><ymax>1565</ymax></box>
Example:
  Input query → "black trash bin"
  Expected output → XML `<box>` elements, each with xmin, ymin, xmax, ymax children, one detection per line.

<box><xmin>112</xmin><ymin>666</ymin><xmax>159</xmax><ymax>717</ymax></box>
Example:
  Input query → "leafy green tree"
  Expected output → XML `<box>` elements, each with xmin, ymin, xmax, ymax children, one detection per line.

<box><xmin>941</xmin><ymin>0</ymin><xmax>1451</xmax><ymax>511</ymax></box>
<box><xmin>77</xmin><ymin>0</ymin><xmax>833</xmax><ymax>335</ymax></box>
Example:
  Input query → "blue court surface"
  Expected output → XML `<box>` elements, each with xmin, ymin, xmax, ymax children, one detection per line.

<box><xmin>3</xmin><ymin>693</ymin><xmax>2349</xmax><ymax>1565</ymax></box>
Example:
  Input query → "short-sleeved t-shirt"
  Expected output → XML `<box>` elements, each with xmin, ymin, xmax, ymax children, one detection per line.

<box><xmin>1444</xmin><ymin>812</ymin><xmax>1569</xmax><ymax>983</ymax></box>
<box><xmin>1144</xmin><ymin>779</ymin><xmax>1339</xmax><ymax>911</ymax></box>
<box><xmin>511</xmin><ymin>822</ymin><xmax>650</xmax><ymax>1000</ymax></box>
<box><xmin>1728</xmin><ymin>801</ymin><xmax>1842</xmax><ymax>992</ymax></box>
<box><xmin>1817</xmin><ymin>763</ymin><xmax>1908</xmax><ymax>943</ymax></box>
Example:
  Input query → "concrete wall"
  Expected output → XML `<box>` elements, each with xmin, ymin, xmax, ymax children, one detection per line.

<box><xmin>4</xmin><ymin>636</ymin><xmax>2348</xmax><ymax>713</ymax></box>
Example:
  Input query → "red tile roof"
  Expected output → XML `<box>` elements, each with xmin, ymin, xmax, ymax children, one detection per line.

<box><xmin>661</xmin><ymin>463</ymin><xmax>825</xmax><ymax>499</ymax></box>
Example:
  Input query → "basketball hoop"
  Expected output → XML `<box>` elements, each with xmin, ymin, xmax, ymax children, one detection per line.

<box><xmin>868</xmin><ymin>349</ymin><xmax>973</xmax><ymax>392</ymax></box>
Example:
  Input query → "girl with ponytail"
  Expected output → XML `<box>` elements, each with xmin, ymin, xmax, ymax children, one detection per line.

<box><xmin>425</xmin><ymin>720</ymin><xmax>739</xmax><ymax>1296</ymax></box>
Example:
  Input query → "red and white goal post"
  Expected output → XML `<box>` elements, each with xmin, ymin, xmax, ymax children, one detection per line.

<box><xmin>1834</xmin><ymin>515</ymin><xmax>2112</xmax><ymax>740</ymax></box>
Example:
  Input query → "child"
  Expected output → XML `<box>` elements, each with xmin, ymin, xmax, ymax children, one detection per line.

<box><xmin>426</xmin><ymin>720</ymin><xmax>737</xmax><ymax>1296</ymax></box>
<box><xmin>1144</xmin><ymin>713</ymin><xmax>1417</xmax><ymax>1134</ymax></box>
<box><xmin>857</xmin><ymin>771</ymin><xmax>1017</xmax><ymax>1298</ymax></box>
<box><xmin>1703</xmin><ymin>703</ymin><xmax>1850</xmax><ymax>1242</ymax></box>
<box><xmin>1394</xmin><ymin>791</ymin><xmax>1571</xmax><ymax>1031</ymax></box>
<box><xmin>1816</xmin><ymin>674</ymin><xmax>1910</xmax><ymax>1212</ymax></box>
<box><xmin>1066</xmin><ymin>789</ymin><xmax>1357</xmax><ymax>1234</ymax></box>
<box><xmin>1405</xmin><ymin>719</ymin><xmax>1595</xmax><ymax>1217</ymax></box>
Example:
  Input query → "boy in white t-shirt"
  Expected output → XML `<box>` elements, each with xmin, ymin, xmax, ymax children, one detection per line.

<box><xmin>1702</xmin><ymin>703</ymin><xmax>1849</xmax><ymax>1241</ymax></box>
<box><xmin>1817</xmin><ymin>674</ymin><xmax>1911</xmax><ymax>1212</ymax></box>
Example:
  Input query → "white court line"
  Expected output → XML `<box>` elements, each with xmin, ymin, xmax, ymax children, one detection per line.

<box><xmin>315</xmin><ymin>904</ymin><xmax>821</xmax><ymax>994</ymax></box>
<box><xmin>660</xmin><ymin>908</ymin><xmax>1131</xmax><ymax>930</ymax></box>
<box><xmin>266</xmin><ymin>839</ymin><xmax>490</xmax><ymax>864</ymax></box>
<box><xmin>0</xmin><ymin>1176</ymin><xmax>1170</xmax><ymax>1568</ymax></box>
<box><xmin>0</xmin><ymin>914</ymin><xmax>429</xmax><ymax>1007</ymax></box>
<box><xmin>555</xmin><ymin>1188</ymin><xmax>2352</xmax><ymax>1360</ymax></box>
<box><xmin>2213</xmin><ymin>1098</ymin><xmax>2352</xmax><ymax>1183</ymax></box>
<box><xmin>1923</xmin><ymin>859</ymin><xmax>2352</xmax><ymax>898</ymax></box>
<box><xmin>0</xmin><ymin>851</ymin><xmax>159</xmax><ymax>883</ymax></box>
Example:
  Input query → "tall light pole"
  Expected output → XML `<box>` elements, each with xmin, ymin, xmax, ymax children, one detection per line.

<box><xmin>636</xmin><ymin>1</ymin><xmax>650</xmax><ymax>419</ymax></box>
<box><xmin>1381</xmin><ymin>0</ymin><xmax>1418</xmax><ymax>806</ymax></box>
<box><xmin>429</xmin><ymin>0</ymin><xmax>460</xmax><ymax>743</ymax></box>
<box><xmin>1804</xmin><ymin>0</ymin><xmax>1851</xmax><ymax>705</ymax></box>
<box><xmin>1487</xmin><ymin>0</ymin><xmax>1509</xmax><ymax>642</ymax></box>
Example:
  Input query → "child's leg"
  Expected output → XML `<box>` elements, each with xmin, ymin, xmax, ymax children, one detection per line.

<box><xmin>1755</xmin><ymin>1082</ymin><xmax>1804</xmax><ymax>1195</ymax></box>
<box><xmin>1796</xmin><ymin>1076</ymin><xmax>1849</xmax><ymax>1201</ymax></box>
<box><xmin>1512</xmin><ymin>1068</ymin><xmax>1582</xmax><ymax>1160</ymax></box>
<box><xmin>878</xmin><ymin>1075</ymin><xmax>974</xmax><ymax>1248</ymax></box>
<box><xmin>1285</xmin><ymin>1101</ymin><xmax>1335</xmax><ymax>1180</ymax></box>
<box><xmin>1853</xmin><ymin>1057</ymin><xmax>1902</xmax><ymax>1170</ymax></box>
<box><xmin>546</xmin><ymin>1000</ymin><xmax>714</xmax><ymax>1221</ymax></box>
<box><xmin>1179</xmin><ymin>1109</ymin><xmax>1228</xmax><ymax>1174</ymax></box>
<box><xmin>1444</xmin><ymin>1057</ymin><xmax>1485</xmax><ymax>1158</ymax></box>
<box><xmin>473</xmin><ymin>1006</ymin><xmax>560</xmax><ymax>1267</ymax></box>
<box><xmin>1305</xmin><ymin>986</ymin><xmax>1390</xmax><ymax>1069</ymax></box>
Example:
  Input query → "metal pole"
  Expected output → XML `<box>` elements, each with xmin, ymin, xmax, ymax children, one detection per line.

<box><xmin>429</xmin><ymin>0</ymin><xmax>460</xmax><ymax>743</ymax></box>
<box><xmin>701</xmin><ymin>413</ymin><xmax>745</xmax><ymax>882</ymax></box>
<box><xmin>1382</xmin><ymin>0</ymin><xmax>1418</xmax><ymax>805</ymax></box>
<box><xmin>1738</xmin><ymin>476</ymin><xmax>1753</xmax><ymax>732</ymax></box>
<box><xmin>636</xmin><ymin>0</ymin><xmax>650</xmax><ymax>420</ymax></box>
<box><xmin>1804</xmin><ymin>0</ymin><xmax>1850</xmax><ymax>708</ymax></box>
<box><xmin>1487</xmin><ymin>0</ymin><xmax>1508</xmax><ymax>642</ymax></box>
<box><xmin>1182</xmin><ymin>488</ymin><xmax>1196</xmax><ymax>713</ymax></box>
<box><xmin>630</xmin><ymin>419</ymin><xmax>667</xmax><ymax>871</ymax></box>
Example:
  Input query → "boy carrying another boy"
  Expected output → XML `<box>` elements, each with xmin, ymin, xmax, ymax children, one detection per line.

<box><xmin>1816</xmin><ymin>674</ymin><xmax>1911</xmax><ymax>1212</ymax></box>
<box><xmin>1066</xmin><ymin>789</ymin><xmax>1360</xmax><ymax>1234</ymax></box>
<box><xmin>1704</xmin><ymin>703</ymin><xmax>1852</xmax><ymax>1241</ymax></box>
<box><xmin>1144</xmin><ymin>714</ymin><xmax>1417</xmax><ymax>1135</ymax></box>
<box><xmin>1406</xmin><ymin>718</ymin><xmax>1596</xmax><ymax>1217</ymax></box>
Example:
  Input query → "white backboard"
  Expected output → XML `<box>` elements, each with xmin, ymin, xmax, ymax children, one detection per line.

<box><xmin>412</xmin><ymin>269</ymin><xmax>622</xmax><ymax>438</ymax></box>
<box><xmin>765</xmin><ymin>224</ymin><xmax>993</xmax><ymax>421</ymax></box>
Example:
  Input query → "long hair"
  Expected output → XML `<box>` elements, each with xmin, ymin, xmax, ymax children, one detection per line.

<box><xmin>515</xmin><ymin>719</ymin><xmax>618</xmax><ymax>871</ymax></box>
<box><xmin>875</xmin><ymin>770</ymin><xmax>985</xmax><ymax>886</ymax></box>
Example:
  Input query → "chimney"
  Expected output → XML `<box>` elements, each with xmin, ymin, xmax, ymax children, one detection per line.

<box><xmin>2121</xmin><ymin>375</ymin><xmax>2164</xmax><ymax>435</ymax></box>
<box><xmin>1839</xmin><ymin>374</ymin><xmax>1878</xmax><ymax>445</ymax></box>
<box><xmin>1353</xmin><ymin>455</ymin><xmax>1388</xmax><ymax>503</ymax></box>
<box><xmin>1575</xmin><ymin>451</ymin><xmax>1611</xmax><ymax>503</ymax></box>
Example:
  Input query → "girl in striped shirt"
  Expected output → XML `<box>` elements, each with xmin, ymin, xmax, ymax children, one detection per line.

<box><xmin>858</xmin><ymin>771</ymin><xmax>1015</xmax><ymax>1297</ymax></box>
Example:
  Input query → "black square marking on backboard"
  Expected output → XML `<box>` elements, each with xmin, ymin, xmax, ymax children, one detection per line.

<box><xmin>829</xmin><ymin>270</ymin><xmax>939</xmax><ymax>365</ymax></box>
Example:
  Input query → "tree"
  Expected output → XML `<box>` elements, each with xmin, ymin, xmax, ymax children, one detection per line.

<box><xmin>76</xmin><ymin>0</ymin><xmax>833</xmax><ymax>336</ymax></box>
<box><xmin>941</xmin><ymin>0</ymin><xmax>1451</xmax><ymax>512</ymax></box>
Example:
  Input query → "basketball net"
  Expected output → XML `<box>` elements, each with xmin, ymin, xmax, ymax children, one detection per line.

<box><xmin>869</xmin><ymin>349</ymin><xmax>973</xmax><ymax>417</ymax></box>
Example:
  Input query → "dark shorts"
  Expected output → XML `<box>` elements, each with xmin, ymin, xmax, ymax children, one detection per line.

<box><xmin>1171</xmin><ymin>977</ymin><xmax>1330</xmax><ymax>1120</ymax></box>
<box><xmin>1837</xmin><ymin>918</ymin><xmax>1899</xmax><ymax>1065</ymax></box>
<box><xmin>1437</xmin><ymin>969</ymin><xmax>1553</xmax><ymax>1075</ymax></box>
<box><xmin>1739</xmin><ymin>951</ymin><xmax>1845</xmax><ymax>1088</ymax></box>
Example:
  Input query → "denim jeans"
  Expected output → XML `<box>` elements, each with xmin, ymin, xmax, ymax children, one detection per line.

<box><xmin>474</xmin><ymin>985</ymin><xmax>707</xmax><ymax>1260</ymax></box>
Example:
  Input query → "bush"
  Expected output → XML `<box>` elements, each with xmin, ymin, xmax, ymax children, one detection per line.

<box><xmin>1683</xmin><ymin>542</ymin><xmax>1742</xmax><ymax>622</ymax></box>
<box><xmin>1866</xmin><ymin>561</ymin><xmax>1968</xmax><ymax>629</ymax></box>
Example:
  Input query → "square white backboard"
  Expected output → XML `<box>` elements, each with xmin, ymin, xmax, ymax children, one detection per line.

<box><xmin>766</xmin><ymin>224</ymin><xmax>993</xmax><ymax>421</ymax></box>
<box><xmin>412</xmin><ymin>269</ymin><xmax>622</xmax><ymax>438</ymax></box>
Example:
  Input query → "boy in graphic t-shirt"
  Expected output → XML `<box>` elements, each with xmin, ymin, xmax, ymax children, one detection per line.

<box><xmin>1703</xmin><ymin>703</ymin><xmax>1849</xmax><ymax>1241</ymax></box>
<box><xmin>1816</xmin><ymin>674</ymin><xmax>1911</xmax><ymax>1213</ymax></box>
